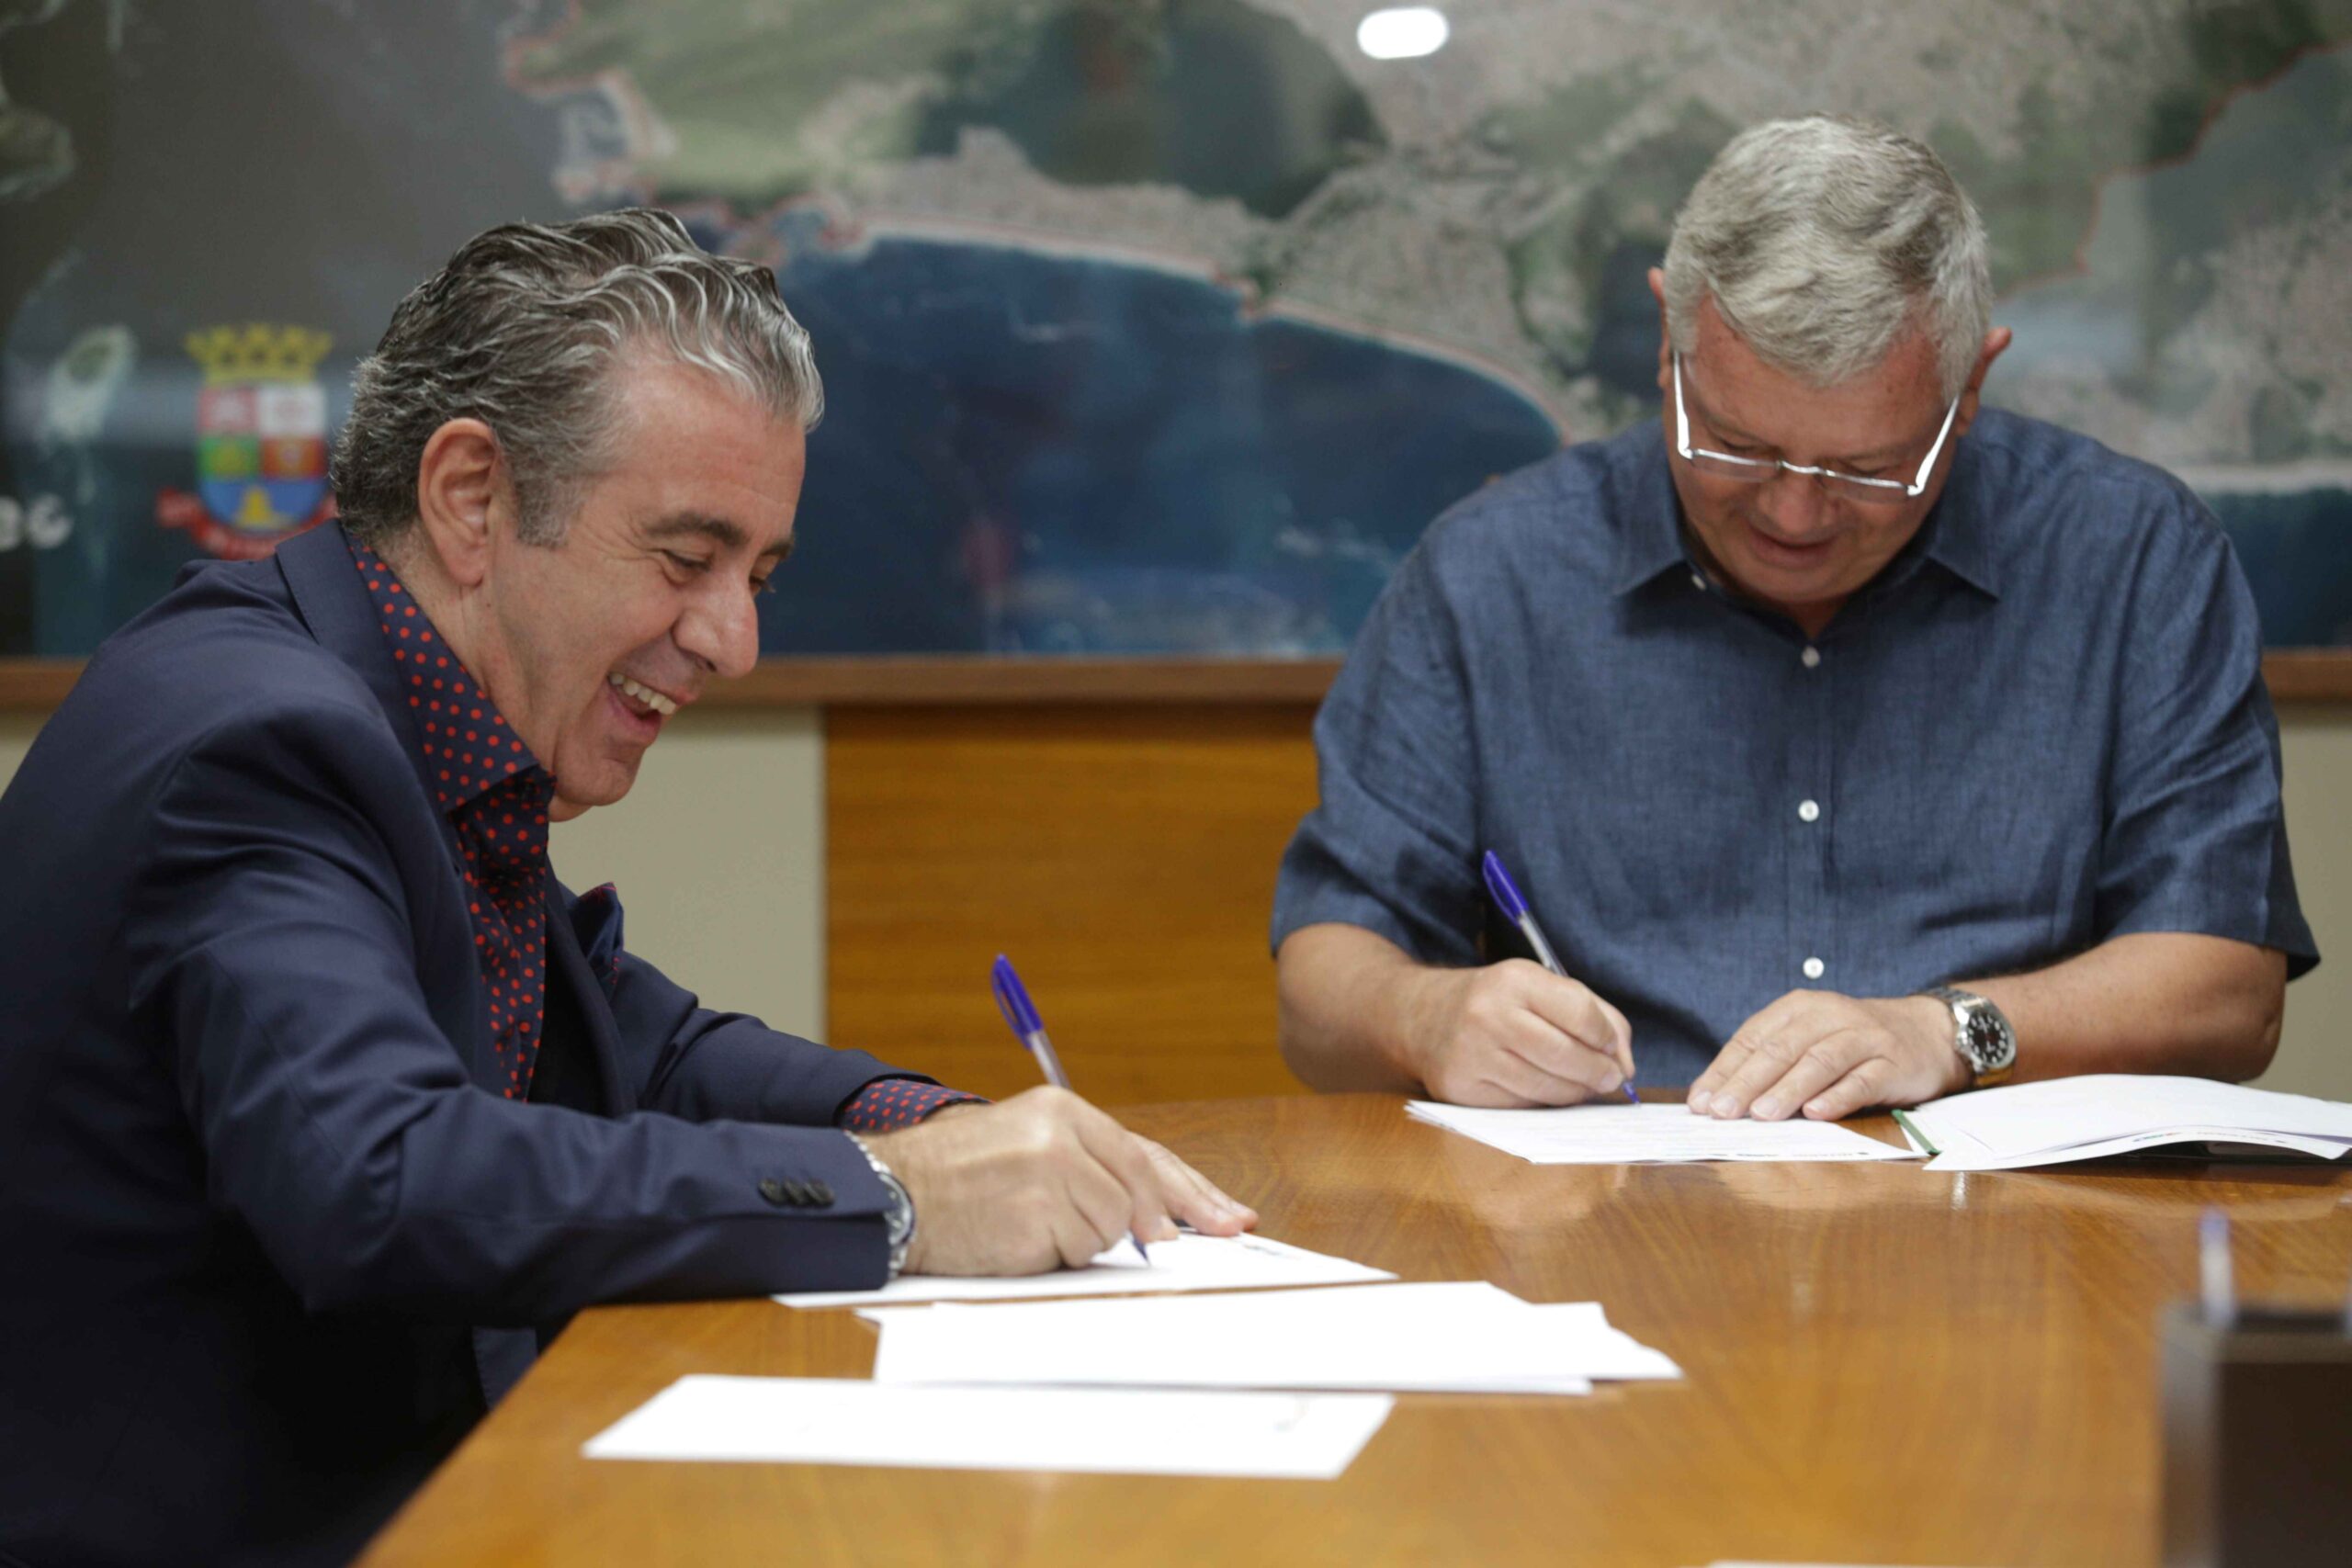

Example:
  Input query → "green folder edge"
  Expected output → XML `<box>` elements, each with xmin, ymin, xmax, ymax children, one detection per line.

<box><xmin>1890</xmin><ymin>1108</ymin><xmax>1939</xmax><ymax>1157</ymax></box>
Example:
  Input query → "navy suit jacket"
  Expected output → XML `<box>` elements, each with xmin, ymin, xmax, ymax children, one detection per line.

<box><xmin>0</xmin><ymin>525</ymin><xmax>916</xmax><ymax>1567</ymax></box>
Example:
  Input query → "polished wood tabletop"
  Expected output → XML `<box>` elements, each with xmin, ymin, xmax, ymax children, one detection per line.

<box><xmin>358</xmin><ymin>1094</ymin><xmax>2352</xmax><ymax>1568</ymax></box>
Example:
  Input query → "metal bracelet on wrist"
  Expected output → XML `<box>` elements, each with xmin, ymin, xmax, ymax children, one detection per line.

<box><xmin>842</xmin><ymin>1132</ymin><xmax>916</xmax><ymax>1279</ymax></box>
<box><xmin>1915</xmin><ymin>985</ymin><xmax>2018</xmax><ymax>1089</ymax></box>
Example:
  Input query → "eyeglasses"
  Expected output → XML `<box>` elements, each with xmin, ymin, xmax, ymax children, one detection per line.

<box><xmin>1672</xmin><ymin>354</ymin><xmax>1958</xmax><ymax>504</ymax></box>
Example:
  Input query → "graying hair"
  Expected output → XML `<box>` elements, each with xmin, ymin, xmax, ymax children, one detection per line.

<box><xmin>331</xmin><ymin>208</ymin><xmax>823</xmax><ymax>547</ymax></box>
<box><xmin>1662</xmin><ymin>117</ymin><xmax>1990</xmax><ymax>400</ymax></box>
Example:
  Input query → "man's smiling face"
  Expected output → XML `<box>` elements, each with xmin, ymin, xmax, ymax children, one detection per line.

<box><xmin>470</xmin><ymin>357</ymin><xmax>804</xmax><ymax>818</ymax></box>
<box><xmin>1654</xmin><ymin>277</ymin><xmax>1998</xmax><ymax>637</ymax></box>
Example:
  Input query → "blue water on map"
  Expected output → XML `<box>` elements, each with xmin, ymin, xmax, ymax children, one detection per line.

<box><xmin>2211</xmin><ymin>490</ymin><xmax>2352</xmax><ymax>647</ymax></box>
<box><xmin>751</xmin><ymin>228</ymin><xmax>1566</xmax><ymax>654</ymax></box>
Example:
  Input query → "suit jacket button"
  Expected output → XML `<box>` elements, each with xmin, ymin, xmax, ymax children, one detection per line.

<box><xmin>807</xmin><ymin>1180</ymin><xmax>833</xmax><ymax>1206</ymax></box>
<box><xmin>783</xmin><ymin>1179</ymin><xmax>811</xmax><ymax>1206</ymax></box>
<box><xmin>758</xmin><ymin>1179</ymin><xmax>789</xmax><ymax>1206</ymax></box>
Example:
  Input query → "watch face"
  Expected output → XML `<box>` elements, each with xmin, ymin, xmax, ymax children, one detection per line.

<box><xmin>1962</xmin><ymin>1010</ymin><xmax>2012</xmax><ymax>1069</ymax></box>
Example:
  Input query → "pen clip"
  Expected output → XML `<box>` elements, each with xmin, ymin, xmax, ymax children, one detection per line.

<box><xmin>1481</xmin><ymin>851</ymin><xmax>1528</xmax><ymax>922</ymax></box>
<box><xmin>990</xmin><ymin>953</ymin><xmax>1043</xmax><ymax>1040</ymax></box>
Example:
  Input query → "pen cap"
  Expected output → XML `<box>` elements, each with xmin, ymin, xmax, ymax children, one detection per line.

<box><xmin>1480</xmin><ymin>852</ymin><xmax>1528</xmax><ymax>922</ymax></box>
<box><xmin>990</xmin><ymin>953</ymin><xmax>1044</xmax><ymax>1038</ymax></box>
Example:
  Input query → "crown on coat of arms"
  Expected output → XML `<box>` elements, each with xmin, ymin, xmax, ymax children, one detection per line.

<box><xmin>184</xmin><ymin>323</ymin><xmax>333</xmax><ymax>385</ymax></box>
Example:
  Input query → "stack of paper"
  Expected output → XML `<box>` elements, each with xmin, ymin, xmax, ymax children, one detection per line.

<box><xmin>774</xmin><ymin>1230</ymin><xmax>1395</xmax><ymax>1310</ymax></box>
<box><xmin>1901</xmin><ymin>1075</ymin><xmax>2352</xmax><ymax>1171</ymax></box>
<box><xmin>598</xmin><ymin>1232</ymin><xmax>1685</xmax><ymax>1480</ymax></box>
<box><xmin>862</xmin><ymin>1280</ymin><xmax>1681</xmax><ymax>1396</ymax></box>
<box><xmin>582</xmin><ymin>1375</ymin><xmax>1392</xmax><ymax>1479</ymax></box>
<box><xmin>1408</xmin><ymin>1100</ymin><xmax>1920</xmax><ymax>1164</ymax></box>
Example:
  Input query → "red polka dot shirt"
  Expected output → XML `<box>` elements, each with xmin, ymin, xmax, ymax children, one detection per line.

<box><xmin>347</xmin><ymin>534</ymin><xmax>978</xmax><ymax>1128</ymax></box>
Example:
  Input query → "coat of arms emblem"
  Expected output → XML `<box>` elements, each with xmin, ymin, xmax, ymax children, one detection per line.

<box><xmin>155</xmin><ymin>323</ymin><xmax>337</xmax><ymax>559</ymax></box>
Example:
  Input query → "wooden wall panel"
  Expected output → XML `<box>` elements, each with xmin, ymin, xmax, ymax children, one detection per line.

<box><xmin>826</xmin><ymin>705</ymin><xmax>1321</xmax><ymax>1105</ymax></box>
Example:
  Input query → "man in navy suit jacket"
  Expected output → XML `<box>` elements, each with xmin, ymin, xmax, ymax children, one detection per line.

<box><xmin>0</xmin><ymin>210</ymin><xmax>1252</xmax><ymax>1567</ymax></box>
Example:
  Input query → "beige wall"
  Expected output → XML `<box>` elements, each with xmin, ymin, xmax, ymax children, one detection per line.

<box><xmin>2</xmin><ymin>705</ymin><xmax>2346</xmax><ymax>1095</ymax></box>
<box><xmin>548</xmin><ymin>710</ymin><xmax>827</xmax><ymax>1043</ymax></box>
<box><xmin>2264</xmin><ymin>712</ymin><xmax>2352</xmax><ymax>1100</ymax></box>
<box><xmin>0</xmin><ymin>715</ymin><xmax>38</xmax><ymax>794</ymax></box>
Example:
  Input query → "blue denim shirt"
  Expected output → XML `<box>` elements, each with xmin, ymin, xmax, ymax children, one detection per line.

<box><xmin>1272</xmin><ymin>410</ymin><xmax>2317</xmax><ymax>1086</ymax></box>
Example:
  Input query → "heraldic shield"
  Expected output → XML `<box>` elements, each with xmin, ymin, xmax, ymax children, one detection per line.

<box><xmin>156</xmin><ymin>323</ymin><xmax>336</xmax><ymax>560</ymax></box>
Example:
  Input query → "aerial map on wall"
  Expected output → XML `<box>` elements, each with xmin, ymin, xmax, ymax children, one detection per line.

<box><xmin>2</xmin><ymin>0</ymin><xmax>2347</xmax><ymax>655</ymax></box>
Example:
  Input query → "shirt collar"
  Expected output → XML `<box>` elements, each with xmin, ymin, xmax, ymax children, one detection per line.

<box><xmin>1912</xmin><ymin>435</ymin><xmax>2001</xmax><ymax>598</ymax></box>
<box><xmin>345</xmin><ymin>532</ymin><xmax>552</xmax><ymax>816</ymax></box>
<box><xmin>1610</xmin><ymin>423</ymin><xmax>1696</xmax><ymax>596</ymax></box>
<box><xmin>1610</xmin><ymin>420</ymin><xmax>2002</xmax><ymax>602</ymax></box>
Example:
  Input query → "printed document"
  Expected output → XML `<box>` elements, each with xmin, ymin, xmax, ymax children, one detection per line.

<box><xmin>1408</xmin><ymin>1100</ymin><xmax>1919</xmax><ymax>1164</ymax></box>
<box><xmin>583</xmin><ymin>1374</ymin><xmax>1391</xmax><ymax>1479</ymax></box>
<box><xmin>1902</xmin><ymin>1075</ymin><xmax>2352</xmax><ymax>1171</ymax></box>
<box><xmin>775</xmin><ymin>1229</ymin><xmax>1394</xmax><ymax>1310</ymax></box>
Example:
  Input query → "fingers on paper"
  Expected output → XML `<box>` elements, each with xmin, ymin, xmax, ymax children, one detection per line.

<box><xmin>1800</xmin><ymin>1056</ymin><xmax>1893</xmax><ymax>1122</ymax></box>
<box><xmin>1065</xmin><ymin>1099</ymin><xmax>1180</xmax><ymax>1250</ymax></box>
<box><xmin>1052</xmin><ymin>1162</ymin><xmax>1135</xmax><ymax>1270</ymax></box>
<box><xmin>1702</xmin><ymin>991</ymin><xmax>1905</xmax><ymax>1122</ymax></box>
<box><xmin>1467</xmin><ymin>971</ymin><xmax>1623</xmax><ymax>1100</ymax></box>
<box><xmin>1137</xmin><ymin>1136</ymin><xmax>1256</xmax><ymax>1235</ymax></box>
<box><xmin>1701</xmin><ymin>992</ymin><xmax>1838</xmax><ymax>1117</ymax></box>
<box><xmin>1517</xmin><ymin>968</ymin><xmax>1631</xmax><ymax>1057</ymax></box>
<box><xmin>1474</xmin><ymin>1045</ymin><xmax>1598</xmax><ymax>1108</ymax></box>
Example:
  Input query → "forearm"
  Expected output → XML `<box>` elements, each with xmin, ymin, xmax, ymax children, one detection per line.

<box><xmin>1276</xmin><ymin>922</ymin><xmax>1460</xmax><ymax>1093</ymax></box>
<box><xmin>1959</xmin><ymin>932</ymin><xmax>2287</xmax><ymax>1084</ymax></box>
<box><xmin>613</xmin><ymin>951</ymin><xmax>917</xmax><ymax>1123</ymax></box>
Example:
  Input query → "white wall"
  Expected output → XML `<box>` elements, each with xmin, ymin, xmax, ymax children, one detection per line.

<box><xmin>2</xmin><ymin>705</ymin><xmax>2346</xmax><ymax>1095</ymax></box>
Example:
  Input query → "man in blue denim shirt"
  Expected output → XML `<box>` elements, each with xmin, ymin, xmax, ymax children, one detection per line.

<box><xmin>1272</xmin><ymin>117</ymin><xmax>2317</xmax><ymax>1122</ymax></box>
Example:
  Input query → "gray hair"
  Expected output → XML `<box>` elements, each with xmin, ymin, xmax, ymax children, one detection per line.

<box><xmin>1662</xmin><ymin>117</ymin><xmax>1990</xmax><ymax>400</ymax></box>
<box><xmin>331</xmin><ymin>208</ymin><xmax>823</xmax><ymax>547</ymax></box>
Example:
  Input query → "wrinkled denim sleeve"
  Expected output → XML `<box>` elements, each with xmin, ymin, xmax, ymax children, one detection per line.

<box><xmin>1272</xmin><ymin>540</ymin><xmax>1485</xmax><ymax>966</ymax></box>
<box><xmin>2096</xmin><ymin>482</ymin><xmax>2318</xmax><ymax>976</ymax></box>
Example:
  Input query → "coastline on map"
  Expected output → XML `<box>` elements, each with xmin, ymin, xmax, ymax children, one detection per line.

<box><xmin>707</xmin><ymin>199</ymin><xmax>1576</xmax><ymax>444</ymax></box>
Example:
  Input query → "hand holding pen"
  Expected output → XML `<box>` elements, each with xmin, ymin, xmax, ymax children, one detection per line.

<box><xmin>841</xmin><ymin>959</ymin><xmax>1254</xmax><ymax>1277</ymax></box>
<box><xmin>1395</xmin><ymin>852</ymin><xmax>1635</xmax><ymax>1110</ymax></box>
<box><xmin>1481</xmin><ymin>852</ymin><xmax>1638</xmax><ymax>1105</ymax></box>
<box><xmin>990</xmin><ymin>955</ymin><xmax>1160</xmax><ymax>1265</ymax></box>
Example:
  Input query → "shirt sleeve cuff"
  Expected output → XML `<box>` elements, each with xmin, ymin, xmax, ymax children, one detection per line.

<box><xmin>835</xmin><ymin>1077</ymin><xmax>990</xmax><ymax>1132</ymax></box>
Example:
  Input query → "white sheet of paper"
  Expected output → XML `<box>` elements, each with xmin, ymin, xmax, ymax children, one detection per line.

<box><xmin>864</xmin><ymin>1280</ymin><xmax>1679</xmax><ymax>1394</ymax></box>
<box><xmin>774</xmin><ymin>1230</ymin><xmax>1395</xmax><ymax>1310</ymax></box>
<box><xmin>582</xmin><ymin>1375</ymin><xmax>1391</xmax><ymax>1480</ymax></box>
<box><xmin>1407</xmin><ymin>1100</ymin><xmax>1919</xmax><ymax>1165</ymax></box>
<box><xmin>1907</xmin><ymin>1076</ymin><xmax>2352</xmax><ymax>1171</ymax></box>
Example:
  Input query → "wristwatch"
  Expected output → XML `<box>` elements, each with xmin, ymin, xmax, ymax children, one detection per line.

<box><xmin>1917</xmin><ymin>986</ymin><xmax>2017</xmax><ymax>1089</ymax></box>
<box><xmin>843</xmin><ymin>1133</ymin><xmax>916</xmax><ymax>1278</ymax></box>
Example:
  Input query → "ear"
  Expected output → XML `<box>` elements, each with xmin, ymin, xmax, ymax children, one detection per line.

<box><xmin>1648</xmin><ymin>266</ymin><xmax>1673</xmax><ymax>392</ymax></box>
<box><xmin>413</xmin><ymin>418</ymin><xmax>508</xmax><ymax>590</ymax></box>
<box><xmin>1951</xmin><ymin>326</ymin><xmax>2013</xmax><ymax>440</ymax></box>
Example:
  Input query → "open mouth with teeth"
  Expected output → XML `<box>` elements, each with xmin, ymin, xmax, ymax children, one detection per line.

<box><xmin>606</xmin><ymin>671</ymin><xmax>678</xmax><ymax>717</ymax></box>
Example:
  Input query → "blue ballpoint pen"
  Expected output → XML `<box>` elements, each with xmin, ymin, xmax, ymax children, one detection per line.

<box><xmin>1480</xmin><ymin>851</ymin><xmax>1639</xmax><ymax>1104</ymax></box>
<box><xmin>989</xmin><ymin>953</ymin><xmax>1151</xmax><ymax>1264</ymax></box>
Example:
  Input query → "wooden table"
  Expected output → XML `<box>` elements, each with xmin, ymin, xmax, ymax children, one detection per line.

<box><xmin>358</xmin><ymin>1095</ymin><xmax>2352</xmax><ymax>1567</ymax></box>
